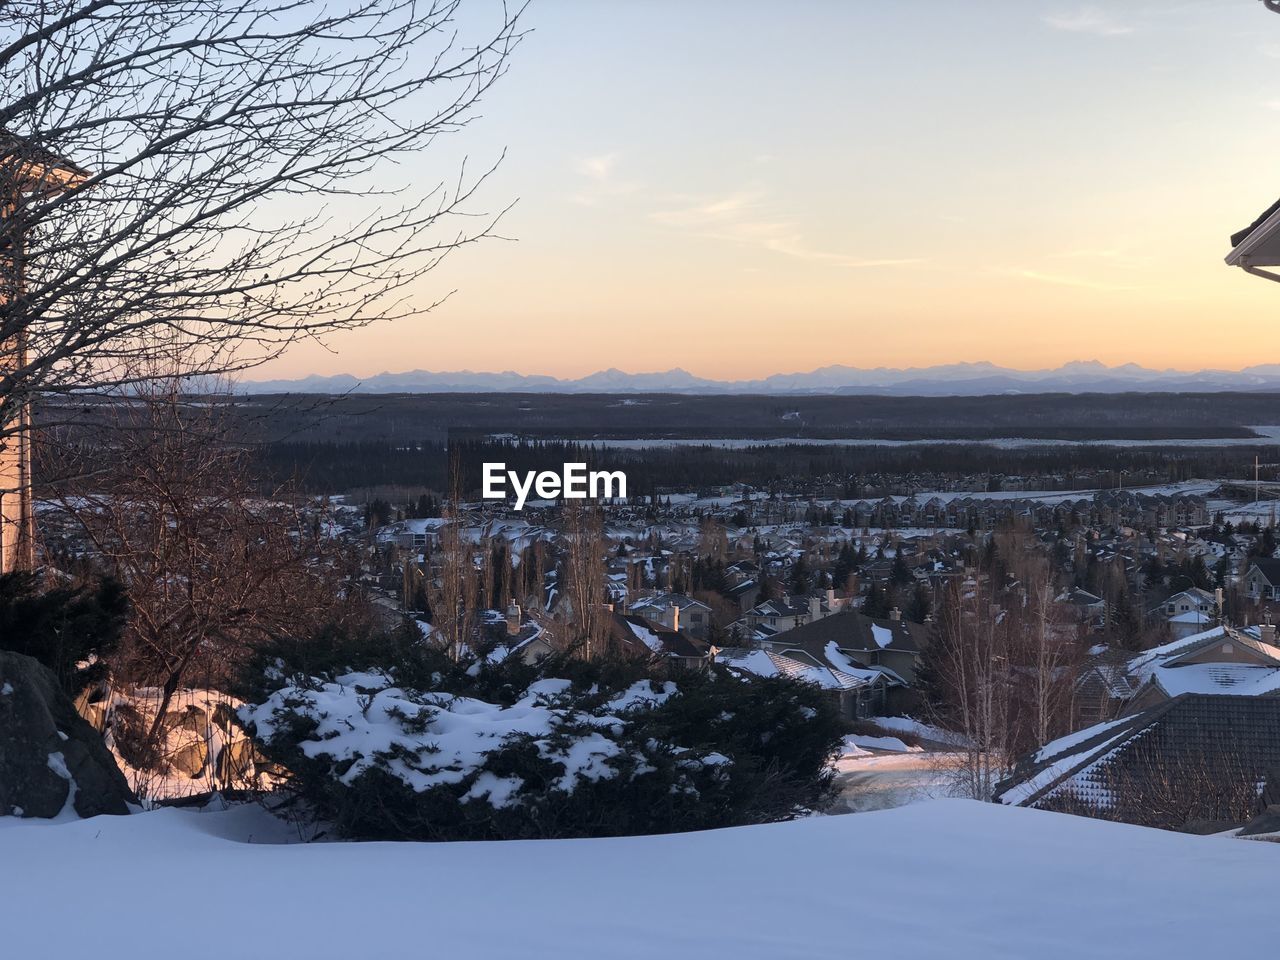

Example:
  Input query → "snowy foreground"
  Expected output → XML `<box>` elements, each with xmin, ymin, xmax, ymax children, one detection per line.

<box><xmin>2</xmin><ymin>800</ymin><xmax>1276</xmax><ymax>959</ymax></box>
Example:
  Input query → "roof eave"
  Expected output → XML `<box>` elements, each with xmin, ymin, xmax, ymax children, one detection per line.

<box><xmin>1226</xmin><ymin>206</ymin><xmax>1280</xmax><ymax>267</ymax></box>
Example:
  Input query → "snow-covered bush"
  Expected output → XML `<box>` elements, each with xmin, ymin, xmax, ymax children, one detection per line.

<box><xmin>239</xmin><ymin>628</ymin><xmax>841</xmax><ymax>840</ymax></box>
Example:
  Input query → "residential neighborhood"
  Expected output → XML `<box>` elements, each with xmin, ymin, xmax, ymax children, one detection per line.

<box><xmin>4</xmin><ymin>2</ymin><xmax>1280</xmax><ymax>958</ymax></box>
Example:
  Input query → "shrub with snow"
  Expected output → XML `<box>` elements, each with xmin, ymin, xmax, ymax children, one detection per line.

<box><xmin>239</xmin><ymin>629</ymin><xmax>842</xmax><ymax>841</ymax></box>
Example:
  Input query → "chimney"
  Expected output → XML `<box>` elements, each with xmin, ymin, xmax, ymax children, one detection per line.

<box><xmin>665</xmin><ymin>603</ymin><xmax>680</xmax><ymax>633</ymax></box>
<box><xmin>889</xmin><ymin>607</ymin><xmax>901</xmax><ymax>622</ymax></box>
<box><xmin>809</xmin><ymin>595</ymin><xmax>821</xmax><ymax>621</ymax></box>
<box><xmin>1263</xmin><ymin>613</ymin><xmax>1276</xmax><ymax>647</ymax></box>
<box><xmin>506</xmin><ymin>602</ymin><xmax>521</xmax><ymax>636</ymax></box>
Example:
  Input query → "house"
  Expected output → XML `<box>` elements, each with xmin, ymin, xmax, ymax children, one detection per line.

<box><xmin>607</xmin><ymin>612</ymin><xmax>713</xmax><ymax>671</ymax></box>
<box><xmin>995</xmin><ymin>694</ymin><xmax>1280</xmax><ymax>831</ymax></box>
<box><xmin>1056</xmin><ymin>588</ymin><xmax>1106</xmax><ymax>621</ymax></box>
<box><xmin>724</xmin><ymin>578</ymin><xmax>762</xmax><ymax>614</ymax></box>
<box><xmin>1121</xmin><ymin>623</ymin><xmax>1280</xmax><ymax>713</ymax></box>
<box><xmin>1073</xmin><ymin>623</ymin><xmax>1280</xmax><ymax>724</ymax></box>
<box><xmin>1150</xmin><ymin>588</ymin><xmax>1219</xmax><ymax>640</ymax></box>
<box><xmin>1152</xmin><ymin>587</ymin><xmax>1217</xmax><ymax>619</ymax></box>
<box><xmin>737</xmin><ymin>589</ymin><xmax>850</xmax><ymax>643</ymax></box>
<box><xmin>1</xmin><ymin>135</ymin><xmax>88</xmax><ymax>574</ymax></box>
<box><xmin>786</xmin><ymin>609</ymin><xmax>925</xmax><ymax>679</ymax></box>
<box><xmin>1243</xmin><ymin>558</ymin><xmax>1280</xmax><ymax>602</ymax></box>
<box><xmin>627</xmin><ymin>593</ymin><xmax>713</xmax><ymax>640</ymax></box>
<box><xmin>753</xmin><ymin>609</ymin><xmax>929</xmax><ymax>712</ymax></box>
<box><xmin>1073</xmin><ymin>648</ymin><xmax>1140</xmax><ymax>727</ymax></box>
<box><xmin>715</xmin><ymin>646</ymin><xmax>899</xmax><ymax>720</ymax></box>
<box><xmin>486</xmin><ymin>604</ymin><xmax>554</xmax><ymax>666</ymax></box>
<box><xmin>380</xmin><ymin>517</ymin><xmax>448</xmax><ymax>550</ymax></box>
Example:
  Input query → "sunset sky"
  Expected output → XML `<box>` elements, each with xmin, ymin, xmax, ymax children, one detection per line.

<box><xmin>259</xmin><ymin>0</ymin><xmax>1280</xmax><ymax>381</ymax></box>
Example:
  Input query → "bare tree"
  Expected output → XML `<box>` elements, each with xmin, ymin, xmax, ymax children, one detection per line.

<box><xmin>47</xmin><ymin>373</ymin><xmax>371</xmax><ymax>750</ymax></box>
<box><xmin>1013</xmin><ymin>555</ymin><xmax>1081</xmax><ymax>751</ymax></box>
<box><xmin>925</xmin><ymin>575</ymin><xmax>1019</xmax><ymax>801</ymax></box>
<box><xmin>557</xmin><ymin>500</ymin><xmax>608</xmax><ymax>659</ymax></box>
<box><xmin>425</xmin><ymin>503</ymin><xmax>478</xmax><ymax>661</ymax></box>
<box><xmin>0</xmin><ymin>0</ymin><xmax>523</xmax><ymax>471</ymax></box>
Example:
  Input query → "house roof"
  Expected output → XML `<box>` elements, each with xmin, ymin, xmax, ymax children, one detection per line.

<box><xmin>766</xmin><ymin>610</ymin><xmax>929</xmax><ymax>656</ymax></box>
<box><xmin>716</xmin><ymin>646</ymin><xmax>894</xmax><ymax>691</ymax></box>
<box><xmin>1247</xmin><ymin>557</ymin><xmax>1280</xmax><ymax>585</ymax></box>
<box><xmin>608</xmin><ymin>613</ymin><xmax>710</xmax><ymax>661</ymax></box>
<box><xmin>630</xmin><ymin>593</ymin><xmax>711</xmax><ymax>615</ymax></box>
<box><xmin>996</xmin><ymin>694</ymin><xmax>1280</xmax><ymax>816</ymax></box>
<box><xmin>1228</xmin><ymin>196</ymin><xmax>1280</xmax><ymax>265</ymax></box>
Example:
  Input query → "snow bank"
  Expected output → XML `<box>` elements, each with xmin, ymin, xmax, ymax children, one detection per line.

<box><xmin>838</xmin><ymin>735</ymin><xmax>872</xmax><ymax>758</ymax></box>
<box><xmin>1</xmin><ymin>800</ymin><xmax>1276</xmax><ymax>959</ymax></box>
<box><xmin>845</xmin><ymin>734</ymin><xmax>923</xmax><ymax>754</ymax></box>
<box><xmin>872</xmin><ymin>715</ymin><xmax>975</xmax><ymax>748</ymax></box>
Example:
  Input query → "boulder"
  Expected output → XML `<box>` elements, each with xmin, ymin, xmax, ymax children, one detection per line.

<box><xmin>168</xmin><ymin>739</ymin><xmax>209</xmax><ymax>779</ymax></box>
<box><xmin>216</xmin><ymin>737</ymin><xmax>260</xmax><ymax>784</ymax></box>
<box><xmin>166</xmin><ymin>705</ymin><xmax>209</xmax><ymax>735</ymax></box>
<box><xmin>0</xmin><ymin>651</ymin><xmax>135</xmax><ymax>818</ymax></box>
<box><xmin>212</xmin><ymin>701</ymin><xmax>239</xmax><ymax>733</ymax></box>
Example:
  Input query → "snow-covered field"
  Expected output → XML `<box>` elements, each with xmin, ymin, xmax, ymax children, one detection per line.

<box><xmin>1</xmin><ymin>800</ymin><xmax>1275</xmax><ymax>959</ymax></box>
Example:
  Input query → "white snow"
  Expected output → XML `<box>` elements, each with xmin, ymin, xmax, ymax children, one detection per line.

<box><xmin>43</xmin><ymin>752</ymin><xmax>78</xmax><ymax>820</ymax></box>
<box><xmin>2</xmin><ymin>800</ymin><xmax>1276</xmax><ymax>958</ymax></box>
<box><xmin>845</xmin><ymin>734</ymin><xmax>923</xmax><ymax>754</ymax></box>
<box><xmin>1032</xmin><ymin>718</ymin><xmax>1130</xmax><ymax>765</ymax></box>
<box><xmin>871</xmin><ymin>624</ymin><xmax>894</xmax><ymax>649</ymax></box>
<box><xmin>240</xmin><ymin>675</ymin><xmax>698</xmax><ymax>803</ymax></box>
<box><xmin>871</xmin><ymin>716</ymin><xmax>974</xmax><ymax>748</ymax></box>
<box><xmin>838</xmin><ymin>736</ymin><xmax>872</xmax><ymax>758</ymax></box>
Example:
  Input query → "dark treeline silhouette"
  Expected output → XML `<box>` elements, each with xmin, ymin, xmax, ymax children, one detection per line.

<box><xmin>237</xmin><ymin>437</ymin><xmax>1277</xmax><ymax>496</ymax></box>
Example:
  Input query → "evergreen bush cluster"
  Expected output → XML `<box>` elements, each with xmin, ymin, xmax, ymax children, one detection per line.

<box><xmin>239</xmin><ymin>625</ymin><xmax>842</xmax><ymax>841</ymax></box>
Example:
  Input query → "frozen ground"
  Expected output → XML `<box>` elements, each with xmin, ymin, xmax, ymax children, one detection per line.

<box><xmin>1</xmin><ymin>799</ymin><xmax>1276</xmax><ymax>959</ymax></box>
<box><xmin>830</xmin><ymin>750</ymin><xmax>954</xmax><ymax>813</ymax></box>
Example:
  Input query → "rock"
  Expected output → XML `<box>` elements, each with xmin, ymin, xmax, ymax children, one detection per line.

<box><xmin>73</xmin><ymin>685</ymin><xmax>109</xmax><ymax>733</ymax></box>
<box><xmin>214</xmin><ymin>737</ymin><xmax>257</xmax><ymax>783</ymax></box>
<box><xmin>211</xmin><ymin>701</ymin><xmax>239</xmax><ymax>733</ymax></box>
<box><xmin>0</xmin><ymin>651</ymin><xmax>135</xmax><ymax>818</ymax></box>
<box><xmin>164</xmin><ymin>705</ymin><xmax>209</xmax><ymax>734</ymax></box>
<box><xmin>168</xmin><ymin>739</ymin><xmax>208</xmax><ymax>778</ymax></box>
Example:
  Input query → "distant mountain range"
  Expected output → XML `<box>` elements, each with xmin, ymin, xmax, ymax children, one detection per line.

<box><xmin>239</xmin><ymin>360</ymin><xmax>1280</xmax><ymax>396</ymax></box>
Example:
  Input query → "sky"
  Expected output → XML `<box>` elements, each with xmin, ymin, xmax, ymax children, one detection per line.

<box><xmin>256</xmin><ymin>0</ymin><xmax>1280</xmax><ymax>381</ymax></box>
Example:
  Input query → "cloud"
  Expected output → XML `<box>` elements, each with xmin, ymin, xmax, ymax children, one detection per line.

<box><xmin>571</xmin><ymin>152</ymin><xmax>639</xmax><ymax>206</ymax></box>
<box><xmin>650</xmin><ymin>191</ymin><xmax>762</xmax><ymax>227</ymax></box>
<box><xmin>1043</xmin><ymin>7</ymin><xmax>1133</xmax><ymax>36</ymax></box>
<box><xmin>1051</xmin><ymin>247</ymin><xmax>1153</xmax><ymax>267</ymax></box>
<box><xmin>574</xmin><ymin>152</ymin><xmax>620</xmax><ymax>182</ymax></box>
<box><xmin>1000</xmin><ymin>268</ymin><xmax>1135</xmax><ymax>292</ymax></box>
<box><xmin>650</xmin><ymin>192</ymin><xmax>921</xmax><ymax>268</ymax></box>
